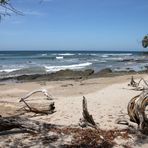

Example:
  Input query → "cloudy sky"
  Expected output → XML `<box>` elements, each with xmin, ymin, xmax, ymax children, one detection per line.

<box><xmin>0</xmin><ymin>0</ymin><xmax>148</xmax><ymax>51</ymax></box>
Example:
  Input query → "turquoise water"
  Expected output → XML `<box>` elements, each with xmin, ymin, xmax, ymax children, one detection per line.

<box><xmin>0</xmin><ymin>50</ymin><xmax>148</xmax><ymax>76</ymax></box>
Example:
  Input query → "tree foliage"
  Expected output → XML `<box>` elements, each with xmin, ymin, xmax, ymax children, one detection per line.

<box><xmin>0</xmin><ymin>0</ymin><xmax>22</xmax><ymax>18</ymax></box>
<box><xmin>142</xmin><ymin>35</ymin><xmax>148</xmax><ymax>48</ymax></box>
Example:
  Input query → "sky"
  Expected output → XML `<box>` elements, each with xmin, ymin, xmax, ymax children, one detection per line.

<box><xmin>0</xmin><ymin>0</ymin><xmax>148</xmax><ymax>51</ymax></box>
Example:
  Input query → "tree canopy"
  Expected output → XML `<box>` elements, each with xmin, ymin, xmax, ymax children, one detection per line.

<box><xmin>0</xmin><ymin>0</ymin><xmax>22</xmax><ymax>17</ymax></box>
<box><xmin>142</xmin><ymin>35</ymin><xmax>148</xmax><ymax>48</ymax></box>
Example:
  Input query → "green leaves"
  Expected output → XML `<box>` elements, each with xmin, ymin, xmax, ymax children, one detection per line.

<box><xmin>142</xmin><ymin>35</ymin><xmax>148</xmax><ymax>48</ymax></box>
<box><xmin>0</xmin><ymin>0</ymin><xmax>9</xmax><ymax>4</ymax></box>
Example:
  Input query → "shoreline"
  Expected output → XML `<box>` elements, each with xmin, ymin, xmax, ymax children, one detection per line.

<box><xmin>0</xmin><ymin>68</ymin><xmax>148</xmax><ymax>83</ymax></box>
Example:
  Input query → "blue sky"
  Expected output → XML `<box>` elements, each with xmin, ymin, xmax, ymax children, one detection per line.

<box><xmin>0</xmin><ymin>0</ymin><xmax>148</xmax><ymax>51</ymax></box>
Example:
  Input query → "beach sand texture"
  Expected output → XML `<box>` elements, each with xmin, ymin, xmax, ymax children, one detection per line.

<box><xmin>0</xmin><ymin>73</ymin><xmax>148</xmax><ymax>147</ymax></box>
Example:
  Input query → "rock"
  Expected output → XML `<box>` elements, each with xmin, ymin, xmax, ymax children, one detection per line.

<box><xmin>98</xmin><ymin>68</ymin><xmax>112</xmax><ymax>74</ymax></box>
<box><xmin>0</xmin><ymin>69</ymin><xmax>95</xmax><ymax>82</ymax></box>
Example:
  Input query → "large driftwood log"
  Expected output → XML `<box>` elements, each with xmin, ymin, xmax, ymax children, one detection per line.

<box><xmin>0</xmin><ymin>116</ymin><xmax>55</xmax><ymax>133</ymax></box>
<box><xmin>19</xmin><ymin>89</ymin><xmax>55</xmax><ymax>114</ymax></box>
<box><xmin>116</xmin><ymin>77</ymin><xmax>148</xmax><ymax>131</ymax></box>
<box><xmin>79</xmin><ymin>96</ymin><xmax>97</xmax><ymax>128</ymax></box>
<box><xmin>127</xmin><ymin>91</ymin><xmax>148</xmax><ymax>130</ymax></box>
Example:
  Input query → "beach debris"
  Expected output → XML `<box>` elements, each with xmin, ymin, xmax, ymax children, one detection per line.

<box><xmin>117</xmin><ymin>90</ymin><xmax>148</xmax><ymax>132</ymax></box>
<box><xmin>19</xmin><ymin>88</ymin><xmax>55</xmax><ymax>115</ymax></box>
<box><xmin>20</xmin><ymin>88</ymin><xmax>53</xmax><ymax>100</ymax></box>
<box><xmin>115</xmin><ymin>116</ymin><xmax>138</xmax><ymax>129</ymax></box>
<box><xmin>79</xmin><ymin>96</ymin><xmax>97</xmax><ymax>128</ymax></box>
<box><xmin>116</xmin><ymin>77</ymin><xmax>148</xmax><ymax>132</ymax></box>
<box><xmin>20</xmin><ymin>101</ymin><xmax>55</xmax><ymax>115</ymax></box>
<box><xmin>129</xmin><ymin>76</ymin><xmax>138</xmax><ymax>87</ymax></box>
<box><xmin>127</xmin><ymin>91</ymin><xmax>148</xmax><ymax>131</ymax></box>
<box><xmin>128</xmin><ymin>76</ymin><xmax>148</xmax><ymax>91</ymax></box>
<box><xmin>0</xmin><ymin>116</ymin><xmax>55</xmax><ymax>134</ymax></box>
<box><xmin>0</xmin><ymin>118</ymin><xmax>131</xmax><ymax>148</ymax></box>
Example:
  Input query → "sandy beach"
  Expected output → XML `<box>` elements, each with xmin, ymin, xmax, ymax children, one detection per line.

<box><xmin>0</xmin><ymin>0</ymin><xmax>148</xmax><ymax>146</ymax></box>
<box><xmin>0</xmin><ymin>72</ymin><xmax>148</xmax><ymax>147</ymax></box>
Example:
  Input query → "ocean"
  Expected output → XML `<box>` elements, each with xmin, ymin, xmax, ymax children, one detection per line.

<box><xmin>0</xmin><ymin>50</ymin><xmax>148</xmax><ymax>78</ymax></box>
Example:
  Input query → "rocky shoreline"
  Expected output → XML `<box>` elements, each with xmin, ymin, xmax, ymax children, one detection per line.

<box><xmin>0</xmin><ymin>68</ymin><xmax>147</xmax><ymax>82</ymax></box>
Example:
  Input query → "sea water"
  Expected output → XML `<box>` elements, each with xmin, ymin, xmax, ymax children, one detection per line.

<box><xmin>0</xmin><ymin>50</ymin><xmax>148</xmax><ymax>77</ymax></box>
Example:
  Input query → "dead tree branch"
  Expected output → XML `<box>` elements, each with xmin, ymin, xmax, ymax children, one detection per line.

<box><xmin>117</xmin><ymin>77</ymin><xmax>148</xmax><ymax>132</ymax></box>
<box><xmin>0</xmin><ymin>0</ymin><xmax>23</xmax><ymax>18</ymax></box>
<box><xmin>19</xmin><ymin>89</ymin><xmax>55</xmax><ymax>115</ymax></box>
<box><xmin>20</xmin><ymin>88</ymin><xmax>53</xmax><ymax>101</ymax></box>
<box><xmin>128</xmin><ymin>76</ymin><xmax>148</xmax><ymax>91</ymax></box>
<box><xmin>79</xmin><ymin>96</ymin><xmax>97</xmax><ymax>128</ymax></box>
<box><xmin>0</xmin><ymin>116</ymin><xmax>55</xmax><ymax>133</ymax></box>
<box><xmin>127</xmin><ymin>91</ymin><xmax>148</xmax><ymax>130</ymax></box>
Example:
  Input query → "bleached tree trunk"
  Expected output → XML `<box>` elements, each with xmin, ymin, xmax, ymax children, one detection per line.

<box><xmin>127</xmin><ymin>91</ymin><xmax>148</xmax><ymax>130</ymax></box>
<box><xmin>19</xmin><ymin>89</ymin><xmax>55</xmax><ymax>114</ymax></box>
<box><xmin>0</xmin><ymin>116</ymin><xmax>55</xmax><ymax>133</ymax></box>
<box><xmin>79</xmin><ymin>96</ymin><xmax>97</xmax><ymax>128</ymax></box>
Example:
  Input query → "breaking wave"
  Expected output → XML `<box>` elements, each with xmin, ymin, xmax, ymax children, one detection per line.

<box><xmin>58</xmin><ymin>53</ymin><xmax>75</xmax><ymax>56</ymax></box>
<box><xmin>56</xmin><ymin>56</ymin><xmax>64</xmax><ymax>59</ymax></box>
<box><xmin>102</xmin><ymin>53</ymin><xmax>132</xmax><ymax>57</ymax></box>
<box><xmin>45</xmin><ymin>62</ymin><xmax>92</xmax><ymax>72</ymax></box>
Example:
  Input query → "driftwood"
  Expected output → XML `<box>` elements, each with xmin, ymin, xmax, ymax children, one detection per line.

<box><xmin>20</xmin><ymin>88</ymin><xmax>53</xmax><ymax>101</ymax></box>
<box><xmin>116</xmin><ymin>77</ymin><xmax>148</xmax><ymax>131</ymax></box>
<box><xmin>19</xmin><ymin>89</ymin><xmax>55</xmax><ymax>114</ymax></box>
<box><xmin>79</xmin><ymin>96</ymin><xmax>97</xmax><ymax>128</ymax></box>
<box><xmin>128</xmin><ymin>76</ymin><xmax>148</xmax><ymax>91</ymax></box>
<box><xmin>127</xmin><ymin>91</ymin><xmax>148</xmax><ymax>130</ymax></box>
<box><xmin>129</xmin><ymin>76</ymin><xmax>137</xmax><ymax>87</ymax></box>
<box><xmin>127</xmin><ymin>77</ymin><xmax>148</xmax><ymax>130</ymax></box>
<box><xmin>21</xmin><ymin>102</ymin><xmax>55</xmax><ymax>115</ymax></box>
<box><xmin>0</xmin><ymin>116</ymin><xmax>55</xmax><ymax>133</ymax></box>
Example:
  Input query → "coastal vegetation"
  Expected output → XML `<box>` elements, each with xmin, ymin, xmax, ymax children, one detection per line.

<box><xmin>0</xmin><ymin>0</ymin><xmax>22</xmax><ymax>18</ymax></box>
<box><xmin>142</xmin><ymin>35</ymin><xmax>148</xmax><ymax>48</ymax></box>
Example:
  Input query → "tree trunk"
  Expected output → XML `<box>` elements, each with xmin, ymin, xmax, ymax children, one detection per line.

<box><xmin>79</xmin><ymin>96</ymin><xmax>97</xmax><ymax>128</ymax></box>
<box><xmin>0</xmin><ymin>116</ymin><xmax>55</xmax><ymax>133</ymax></box>
<box><xmin>19</xmin><ymin>89</ymin><xmax>55</xmax><ymax>114</ymax></box>
<box><xmin>127</xmin><ymin>91</ymin><xmax>148</xmax><ymax>130</ymax></box>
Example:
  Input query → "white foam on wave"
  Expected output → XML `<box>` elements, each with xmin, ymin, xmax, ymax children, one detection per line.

<box><xmin>58</xmin><ymin>53</ymin><xmax>75</xmax><ymax>56</ymax></box>
<box><xmin>103</xmin><ymin>53</ymin><xmax>132</xmax><ymax>57</ymax></box>
<box><xmin>56</xmin><ymin>56</ymin><xmax>64</xmax><ymax>59</ymax></box>
<box><xmin>45</xmin><ymin>62</ymin><xmax>92</xmax><ymax>72</ymax></box>
<box><xmin>106</xmin><ymin>57</ymin><xmax>123</xmax><ymax>61</ymax></box>
<box><xmin>0</xmin><ymin>69</ymin><xmax>19</xmax><ymax>73</ymax></box>
<box><xmin>41</xmin><ymin>54</ymin><xmax>47</xmax><ymax>56</ymax></box>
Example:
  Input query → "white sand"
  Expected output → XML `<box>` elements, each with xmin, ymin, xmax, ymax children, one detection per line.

<box><xmin>0</xmin><ymin>73</ymin><xmax>148</xmax><ymax>147</ymax></box>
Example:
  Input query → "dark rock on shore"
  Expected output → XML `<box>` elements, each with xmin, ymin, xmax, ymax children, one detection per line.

<box><xmin>98</xmin><ymin>68</ymin><xmax>112</xmax><ymax>74</ymax></box>
<box><xmin>0</xmin><ymin>69</ymin><xmax>95</xmax><ymax>82</ymax></box>
<box><xmin>94</xmin><ymin>68</ymin><xmax>112</xmax><ymax>76</ymax></box>
<box><xmin>0</xmin><ymin>67</ymin><xmax>144</xmax><ymax>82</ymax></box>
